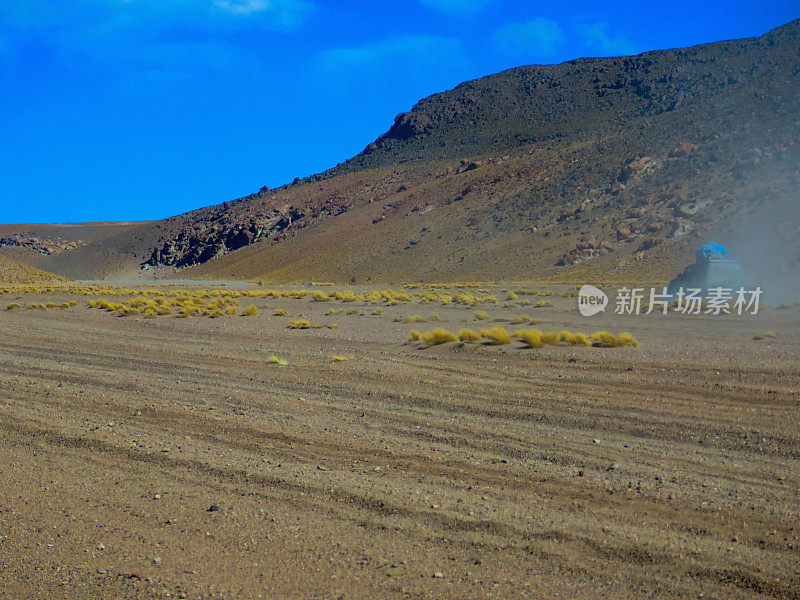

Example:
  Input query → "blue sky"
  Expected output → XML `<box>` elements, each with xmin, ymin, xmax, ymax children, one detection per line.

<box><xmin>0</xmin><ymin>1</ymin><xmax>796</xmax><ymax>224</ymax></box>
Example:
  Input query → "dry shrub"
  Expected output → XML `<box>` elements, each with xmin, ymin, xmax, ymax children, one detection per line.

<box><xmin>327</xmin><ymin>323</ymin><xmax>339</xmax><ymax>329</ymax></box>
<box><xmin>372</xmin><ymin>308</ymin><xmax>382</xmax><ymax>315</ymax></box>
<box><xmin>474</xmin><ymin>310</ymin><xmax>489</xmax><ymax>320</ymax></box>
<box><xmin>421</xmin><ymin>328</ymin><xmax>457</xmax><ymax>347</ymax></box>
<box><xmin>332</xmin><ymin>355</ymin><xmax>348</xmax><ymax>362</ymax></box>
<box><xmin>267</xmin><ymin>355</ymin><xmax>287</xmax><ymax>365</ymax></box>
<box><xmin>591</xmin><ymin>331</ymin><xmax>639</xmax><ymax>347</ymax></box>
<box><xmin>274</xmin><ymin>308</ymin><xmax>288</xmax><ymax>316</ymax></box>
<box><xmin>541</xmin><ymin>331</ymin><xmax>559</xmax><ymax>345</ymax></box>
<box><xmin>241</xmin><ymin>305</ymin><xmax>259</xmax><ymax>316</ymax></box>
<box><xmin>6</xmin><ymin>303</ymin><xmax>22</xmax><ymax>310</ymax></box>
<box><xmin>459</xmin><ymin>328</ymin><xmax>481</xmax><ymax>343</ymax></box>
<box><xmin>513</xmin><ymin>328</ymin><xmax>543</xmax><ymax>348</ymax></box>
<box><xmin>560</xmin><ymin>330</ymin><xmax>591</xmax><ymax>346</ymax></box>
<box><xmin>408</xmin><ymin>329</ymin><xmax>422</xmax><ymax>341</ymax></box>
<box><xmin>481</xmin><ymin>326</ymin><xmax>511</xmax><ymax>345</ymax></box>
<box><xmin>288</xmin><ymin>320</ymin><xmax>311</xmax><ymax>329</ymax></box>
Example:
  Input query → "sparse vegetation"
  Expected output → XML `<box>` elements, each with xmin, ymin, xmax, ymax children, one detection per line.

<box><xmin>474</xmin><ymin>310</ymin><xmax>490</xmax><ymax>320</ymax></box>
<box><xmin>458</xmin><ymin>328</ymin><xmax>481</xmax><ymax>343</ymax></box>
<box><xmin>274</xmin><ymin>308</ymin><xmax>289</xmax><ymax>316</ymax></box>
<box><xmin>408</xmin><ymin>329</ymin><xmax>422</xmax><ymax>341</ymax></box>
<box><xmin>541</xmin><ymin>331</ymin><xmax>559</xmax><ymax>345</ymax></box>
<box><xmin>241</xmin><ymin>305</ymin><xmax>259</xmax><ymax>316</ymax></box>
<box><xmin>266</xmin><ymin>355</ymin><xmax>287</xmax><ymax>365</ymax></box>
<box><xmin>753</xmin><ymin>331</ymin><xmax>777</xmax><ymax>340</ymax></box>
<box><xmin>288</xmin><ymin>320</ymin><xmax>311</xmax><ymax>329</ymax></box>
<box><xmin>421</xmin><ymin>328</ymin><xmax>458</xmax><ymax>347</ymax></box>
<box><xmin>591</xmin><ymin>331</ymin><xmax>639</xmax><ymax>347</ymax></box>
<box><xmin>513</xmin><ymin>328</ymin><xmax>543</xmax><ymax>348</ymax></box>
<box><xmin>480</xmin><ymin>326</ymin><xmax>511</xmax><ymax>345</ymax></box>
<box><xmin>560</xmin><ymin>330</ymin><xmax>591</xmax><ymax>346</ymax></box>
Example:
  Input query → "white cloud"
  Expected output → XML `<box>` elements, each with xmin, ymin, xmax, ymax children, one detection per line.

<box><xmin>417</xmin><ymin>0</ymin><xmax>494</xmax><ymax>15</ymax></box>
<box><xmin>0</xmin><ymin>0</ymin><xmax>310</xmax><ymax>82</ymax></box>
<box><xmin>316</xmin><ymin>34</ymin><xmax>465</xmax><ymax>75</ymax></box>
<box><xmin>493</xmin><ymin>18</ymin><xmax>564</xmax><ymax>58</ymax></box>
<box><xmin>0</xmin><ymin>0</ymin><xmax>313</xmax><ymax>31</ymax></box>
<box><xmin>213</xmin><ymin>0</ymin><xmax>312</xmax><ymax>28</ymax></box>
<box><xmin>582</xmin><ymin>22</ymin><xmax>639</xmax><ymax>56</ymax></box>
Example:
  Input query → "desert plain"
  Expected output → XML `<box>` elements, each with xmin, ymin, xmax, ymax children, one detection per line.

<box><xmin>0</xmin><ymin>282</ymin><xmax>798</xmax><ymax>599</ymax></box>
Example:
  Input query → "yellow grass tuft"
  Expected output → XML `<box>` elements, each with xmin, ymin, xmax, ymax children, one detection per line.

<box><xmin>591</xmin><ymin>331</ymin><xmax>639</xmax><ymax>347</ymax></box>
<box><xmin>513</xmin><ymin>328</ymin><xmax>543</xmax><ymax>348</ymax></box>
<box><xmin>332</xmin><ymin>355</ymin><xmax>348</xmax><ymax>362</ymax></box>
<box><xmin>241</xmin><ymin>305</ymin><xmax>259</xmax><ymax>316</ymax></box>
<box><xmin>288</xmin><ymin>320</ymin><xmax>311</xmax><ymax>329</ymax></box>
<box><xmin>6</xmin><ymin>303</ymin><xmax>22</xmax><ymax>310</ymax></box>
<box><xmin>421</xmin><ymin>327</ymin><xmax>458</xmax><ymax>347</ymax></box>
<box><xmin>458</xmin><ymin>328</ymin><xmax>481</xmax><ymax>343</ymax></box>
<box><xmin>541</xmin><ymin>331</ymin><xmax>559</xmax><ymax>345</ymax></box>
<box><xmin>327</xmin><ymin>323</ymin><xmax>339</xmax><ymax>329</ymax></box>
<box><xmin>408</xmin><ymin>329</ymin><xmax>422</xmax><ymax>341</ymax></box>
<box><xmin>754</xmin><ymin>331</ymin><xmax>777</xmax><ymax>340</ymax></box>
<box><xmin>481</xmin><ymin>326</ymin><xmax>511</xmax><ymax>345</ymax></box>
<box><xmin>266</xmin><ymin>355</ymin><xmax>287</xmax><ymax>365</ymax></box>
<box><xmin>274</xmin><ymin>308</ymin><xmax>288</xmax><ymax>316</ymax></box>
<box><xmin>473</xmin><ymin>310</ymin><xmax>490</xmax><ymax>320</ymax></box>
<box><xmin>560</xmin><ymin>330</ymin><xmax>591</xmax><ymax>346</ymax></box>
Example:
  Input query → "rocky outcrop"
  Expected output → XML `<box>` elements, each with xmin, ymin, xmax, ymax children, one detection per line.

<box><xmin>0</xmin><ymin>234</ymin><xmax>86</xmax><ymax>255</ymax></box>
<box><xmin>144</xmin><ymin>209</ymin><xmax>301</xmax><ymax>269</ymax></box>
<box><xmin>557</xmin><ymin>238</ymin><xmax>615</xmax><ymax>266</ymax></box>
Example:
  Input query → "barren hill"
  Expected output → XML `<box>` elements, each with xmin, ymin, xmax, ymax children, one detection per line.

<box><xmin>0</xmin><ymin>256</ymin><xmax>70</xmax><ymax>284</ymax></box>
<box><xmin>8</xmin><ymin>20</ymin><xmax>800</xmax><ymax>286</ymax></box>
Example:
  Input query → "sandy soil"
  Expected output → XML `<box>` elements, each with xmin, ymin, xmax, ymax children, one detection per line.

<box><xmin>1</xmin><ymin>286</ymin><xmax>798</xmax><ymax>599</ymax></box>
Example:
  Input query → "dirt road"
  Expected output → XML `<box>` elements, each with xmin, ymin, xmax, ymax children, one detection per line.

<box><xmin>1</xmin><ymin>289</ymin><xmax>798</xmax><ymax>599</ymax></box>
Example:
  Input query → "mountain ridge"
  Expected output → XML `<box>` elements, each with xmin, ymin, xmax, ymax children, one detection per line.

<box><xmin>2</xmin><ymin>19</ymin><xmax>798</xmax><ymax>286</ymax></box>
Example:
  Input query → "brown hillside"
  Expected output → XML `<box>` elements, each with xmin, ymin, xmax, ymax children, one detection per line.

<box><xmin>175</xmin><ymin>20</ymin><xmax>800</xmax><ymax>287</ymax></box>
<box><xmin>0</xmin><ymin>256</ymin><xmax>70</xmax><ymax>284</ymax></box>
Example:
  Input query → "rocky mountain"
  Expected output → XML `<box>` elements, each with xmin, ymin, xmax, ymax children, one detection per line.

<box><xmin>5</xmin><ymin>19</ymin><xmax>800</xmax><ymax>286</ymax></box>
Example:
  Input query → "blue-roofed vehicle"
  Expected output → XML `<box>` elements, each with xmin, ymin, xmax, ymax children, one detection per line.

<box><xmin>667</xmin><ymin>242</ymin><xmax>745</xmax><ymax>295</ymax></box>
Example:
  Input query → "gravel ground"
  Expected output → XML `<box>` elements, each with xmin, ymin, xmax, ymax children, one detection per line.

<box><xmin>1</xmin><ymin>287</ymin><xmax>798</xmax><ymax>599</ymax></box>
